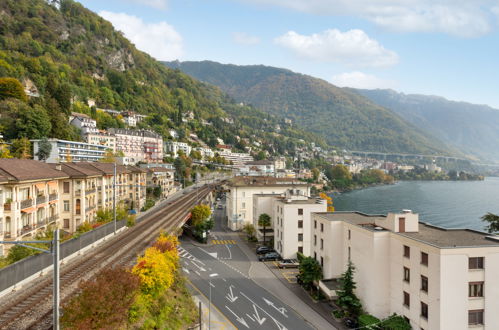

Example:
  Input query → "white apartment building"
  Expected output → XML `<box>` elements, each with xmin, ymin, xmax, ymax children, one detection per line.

<box><xmin>311</xmin><ymin>211</ymin><xmax>499</xmax><ymax>330</ymax></box>
<box><xmin>196</xmin><ymin>147</ymin><xmax>215</xmax><ymax>159</ymax></box>
<box><xmin>238</xmin><ymin>160</ymin><xmax>275</xmax><ymax>176</ymax></box>
<box><xmin>32</xmin><ymin>139</ymin><xmax>107</xmax><ymax>163</ymax></box>
<box><xmin>83</xmin><ymin>131</ymin><xmax>117</xmax><ymax>152</ymax></box>
<box><xmin>164</xmin><ymin>141</ymin><xmax>192</xmax><ymax>158</ymax></box>
<box><xmin>219</xmin><ymin>150</ymin><xmax>253</xmax><ymax>166</ymax></box>
<box><xmin>109</xmin><ymin>128</ymin><xmax>163</xmax><ymax>164</ymax></box>
<box><xmin>226</xmin><ymin>176</ymin><xmax>310</xmax><ymax>231</ymax></box>
<box><xmin>69</xmin><ymin>112</ymin><xmax>98</xmax><ymax>134</ymax></box>
<box><xmin>274</xmin><ymin>157</ymin><xmax>286</xmax><ymax>170</ymax></box>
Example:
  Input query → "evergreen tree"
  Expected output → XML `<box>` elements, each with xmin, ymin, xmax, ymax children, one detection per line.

<box><xmin>481</xmin><ymin>212</ymin><xmax>499</xmax><ymax>234</ymax></box>
<box><xmin>336</xmin><ymin>261</ymin><xmax>363</xmax><ymax>317</ymax></box>
<box><xmin>258</xmin><ymin>213</ymin><xmax>271</xmax><ymax>245</ymax></box>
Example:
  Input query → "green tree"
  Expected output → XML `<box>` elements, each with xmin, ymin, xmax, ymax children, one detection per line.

<box><xmin>100</xmin><ymin>149</ymin><xmax>116</xmax><ymax>163</ymax></box>
<box><xmin>336</xmin><ymin>261</ymin><xmax>363</xmax><ymax>317</ymax></box>
<box><xmin>255</xmin><ymin>150</ymin><xmax>266</xmax><ymax>160</ymax></box>
<box><xmin>35</xmin><ymin>137</ymin><xmax>52</xmax><ymax>161</ymax></box>
<box><xmin>481</xmin><ymin>212</ymin><xmax>499</xmax><ymax>234</ymax></box>
<box><xmin>11</xmin><ymin>137</ymin><xmax>31</xmax><ymax>159</ymax></box>
<box><xmin>298</xmin><ymin>256</ymin><xmax>323</xmax><ymax>290</ymax></box>
<box><xmin>311</xmin><ymin>167</ymin><xmax>320</xmax><ymax>182</ymax></box>
<box><xmin>0</xmin><ymin>78</ymin><xmax>27</xmax><ymax>102</ymax></box>
<box><xmin>379</xmin><ymin>314</ymin><xmax>411</xmax><ymax>330</ymax></box>
<box><xmin>258</xmin><ymin>213</ymin><xmax>271</xmax><ymax>245</ymax></box>
<box><xmin>153</xmin><ymin>186</ymin><xmax>162</xmax><ymax>199</ymax></box>
<box><xmin>190</xmin><ymin>204</ymin><xmax>211</xmax><ymax>226</ymax></box>
<box><xmin>242</xmin><ymin>223</ymin><xmax>256</xmax><ymax>241</ymax></box>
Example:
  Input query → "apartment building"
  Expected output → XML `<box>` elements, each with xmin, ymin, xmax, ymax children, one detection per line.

<box><xmin>311</xmin><ymin>211</ymin><xmax>499</xmax><ymax>330</ymax></box>
<box><xmin>219</xmin><ymin>150</ymin><xmax>253</xmax><ymax>166</ymax></box>
<box><xmin>83</xmin><ymin>131</ymin><xmax>117</xmax><ymax>152</ymax></box>
<box><xmin>196</xmin><ymin>147</ymin><xmax>215</xmax><ymax>159</ymax></box>
<box><xmin>109</xmin><ymin>128</ymin><xmax>163</xmax><ymax>164</ymax></box>
<box><xmin>145</xmin><ymin>167</ymin><xmax>176</xmax><ymax>199</ymax></box>
<box><xmin>226</xmin><ymin>176</ymin><xmax>310</xmax><ymax>231</ymax></box>
<box><xmin>238</xmin><ymin>160</ymin><xmax>275</xmax><ymax>176</ymax></box>
<box><xmin>164</xmin><ymin>141</ymin><xmax>192</xmax><ymax>157</ymax></box>
<box><xmin>32</xmin><ymin>139</ymin><xmax>107</xmax><ymax>163</ymax></box>
<box><xmin>69</xmin><ymin>112</ymin><xmax>98</xmax><ymax>134</ymax></box>
<box><xmin>0</xmin><ymin>159</ymin><xmax>67</xmax><ymax>256</ymax></box>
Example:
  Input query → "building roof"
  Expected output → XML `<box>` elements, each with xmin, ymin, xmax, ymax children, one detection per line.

<box><xmin>0</xmin><ymin>159</ymin><xmax>69</xmax><ymax>182</ymax></box>
<box><xmin>314</xmin><ymin>212</ymin><xmax>499</xmax><ymax>248</ymax></box>
<box><xmin>230</xmin><ymin>176</ymin><xmax>308</xmax><ymax>187</ymax></box>
<box><xmin>48</xmin><ymin>163</ymin><xmax>103</xmax><ymax>178</ymax></box>
<box><xmin>146</xmin><ymin>167</ymin><xmax>174</xmax><ymax>173</ymax></box>
<box><xmin>276</xmin><ymin>197</ymin><xmax>324</xmax><ymax>205</ymax></box>
<box><xmin>244</xmin><ymin>160</ymin><xmax>274</xmax><ymax>166</ymax></box>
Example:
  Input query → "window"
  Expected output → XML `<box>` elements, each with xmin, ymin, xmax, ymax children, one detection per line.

<box><xmin>63</xmin><ymin>200</ymin><xmax>70</xmax><ymax>212</ymax></box>
<box><xmin>242</xmin><ymin>192</ymin><xmax>246</xmax><ymax>198</ymax></box>
<box><xmin>421</xmin><ymin>252</ymin><xmax>428</xmax><ymax>266</ymax></box>
<box><xmin>469</xmin><ymin>282</ymin><xmax>484</xmax><ymax>297</ymax></box>
<box><xmin>298</xmin><ymin>208</ymin><xmax>303</xmax><ymax>215</ymax></box>
<box><xmin>314</xmin><ymin>235</ymin><xmax>317</xmax><ymax>245</ymax></box>
<box><xmin>298</xmin><ymin>246</ymin><xmax>303</xmax><ymax>254</ymax></box>
<box><xmin>314</xmin><ymin>220</ymin><xmax>317</xmax><ymax>229</ymax></box>
<box><xmin>314</xmin><ymin>252</ymin><xmax>317</xmax><ymax>260</ymax></box>
<box><xmin>298</xmin><ymin>233</ymin><xmax>303</xmax><ymax>241</ymax></box>
<box><xmin>75</xmin><ymin>199</ymin><xmax>81</xmax><ymax>215</ymax></box>
<box><xmin>241</xmin><ymin>202</ymin><xmax>246</xmax><ymax>209</ymax></box>
<box><xmin>403</xmin><ymin>291</ymin><xmax>410</xmax><ymax>307</ymax></box>
<box><xmin>320</xmin><ymin>223</ymin><xmax>324</xmax><ymax>232</ymax></box>
<box><xmin>320</xmin><ymin>238</ymin><xmax>324</xmax><ymax>250</ymax></box>
<box><xmin>469</xmin><ymin>310</ymin><xmax>484</xmax><ymax>325</ymax></box>
<box><xmin>348</xmin><ymin>247</ymin><xmax>351</xmax><ymax>261</ymax></box>
<box><xmin>320</xmin><ymin>257</ymin><xmax>324</xmax><ymax>267</ymax></box>
<box><xmin>348</xmin><ymin>229</ymin><xmax>351</xmax><ymax>240</ymax></box>
<box><xmin>403</xmin><ymin>245</ymin><xmax>410</xmax><ymax>258</ymax></box>
<box><xmin>469</xmin><ymin>257</ymin><xmax>484</xmax><ymax>269</ymax></box>
<box><xmin>421</xmin><ymin>302</ymin><xmax>428</xmax><ymax>319</ymax></box>
<box><xmin>298</xmin><ymin>220</ymin><xmax>303</xmax><ymax>228</ymax></box>
<box><xmin>63</xmin><ymin>219</ymin><xmax>69</xmax><ymax>228</ymax></box>
<box><xmin>63</xmin><ymin>182</ymin><xmax>70</xmax><ymax>194</ymax></box>
<box><xmin>403</xmin><ymin>267</ymin><xmax>410</xmax><ymax>283</ymax></box>
<box><xmin>421</xmin><ymin>275</ymin><xmax>428</xmax><ymax>293</ymax></box>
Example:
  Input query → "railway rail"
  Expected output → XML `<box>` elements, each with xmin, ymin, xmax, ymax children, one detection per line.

<box><xmin>0</xmin><ymin>185</ymin><xmax>213</xmax><ymax>330</ymax></box>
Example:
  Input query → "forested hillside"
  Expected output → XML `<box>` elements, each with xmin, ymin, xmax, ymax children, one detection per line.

<box><xmin>0</xmin><ymin>0</ymin><xmax>324</xmax><ymax>157</ymax></box>
<box><xmin>165</xmin><ymin>60</ymin><xmax>456</xmax><ymax>155</ymax></box>
<box><xmin>354</xmin><ymin>89</ymin><xmax>499</xmax><ymax>162</ymax></box>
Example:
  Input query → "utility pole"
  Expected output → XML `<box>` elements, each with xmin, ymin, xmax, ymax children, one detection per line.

<box><xmin>113</xmin><ymin>162</ymin><xmax>117</xmax><ymax>235</ymax></box>
<box><xmin>0</xmin><ymin>228</ymin><xmax>60</xmax><ymax>329</ymax></box>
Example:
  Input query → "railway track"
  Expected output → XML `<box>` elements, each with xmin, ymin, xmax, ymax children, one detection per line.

<box><xmin>0</xmin><ymin>185</ymin><xmax>213</xmax><ymax>330</ymax></box>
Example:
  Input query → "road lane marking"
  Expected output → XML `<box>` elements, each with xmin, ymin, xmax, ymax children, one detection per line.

<box><xmin>252</xmin><ymin>304</ymin><xmax>267</xmax><ymax>325</ymax></box>
<box><xmin>209</xmin><ymin>282</ymin><xmax>215</xmax><ymax>288</ymax></box>
<box><xmin>225</xmin><ymin>306</ymin><xmax>249</xmax><ymax>328</ymax></box>
<box><xmin>183</xmin><ymin>268</ymin><xmax>190</xmax><ymax>274</ymax></box>
<box><xmin>240</xmin><ymin>292</ymin><xmax>288</xmax><ymax>330</ymax></box>
<box><xmin>263</xmin><ymin>297</ymin><xmax>288</xmax><ymax>317</ymax></box>
<box><xmin>195</xmin><ymin>270</ymin><xmax>201</xmax><ymax>276</ymax></box>
<box><xmin>226</xmin><ymin>285</ymin><xmax>238</xmax><ymax>303</ymax></box>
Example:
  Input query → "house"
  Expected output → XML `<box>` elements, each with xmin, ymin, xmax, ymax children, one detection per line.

<box><xmin>164</xmin><ymin>141</ymin><xmax>192</xmax><ymax>158</ymax></box>
<box><xmin>69</xmin><ymin>112</ymin><xmax>98</xmax><ymax>134</ymax></box>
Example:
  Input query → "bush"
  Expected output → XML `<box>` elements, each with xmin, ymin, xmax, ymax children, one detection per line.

<box><xmin>359</xmin><ymin>314</ymin><xmax>380</xmax><ymax>329</ymax></box>
<box><xmin>380</xmin><ymin>314</ymin><xmax>411</xmax><ymax>330</ymax></box>
<box><xmin>141</xmin><ymin>199</ymin><xmax>155</xmax><ymax>212</ymax></box>
<box><xmin>332</xmin><ymin>309</ymin><xmax>345</xmax><ymax>319</ymax></box>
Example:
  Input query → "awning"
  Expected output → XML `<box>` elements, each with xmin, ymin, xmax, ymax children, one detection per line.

<box><xmin>21</xmin><ymin>207</ymin><xmax>36</xmax><ymax>213</ymax></box>
<box><xmin>35</xmin><ymin>183</ymin><xmax>45</xmax><ymax>190</ymax></box>
<box><xmin>37</xmin><ymin>203</ymin><xmax>48</xmax><ymax>208</ymax></box>
<box><xmin>49</xmin><ymin>199</ymin><xmax>58</xmax><ymax>204</ymax></box>
<box><xmin>48</xmin><ymin>181</ymin><xmax>58</xmax><ymax>188</ymax></box>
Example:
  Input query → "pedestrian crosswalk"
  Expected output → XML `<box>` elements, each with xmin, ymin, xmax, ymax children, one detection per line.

<box><xmin>211</xmin><ymin>239</ymin><xmax>236</xmax><ymax>245</ymax></box>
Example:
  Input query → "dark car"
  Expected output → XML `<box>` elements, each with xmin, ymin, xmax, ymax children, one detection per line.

<box><xmin>344</xmin><ymin>318</ymin><xmax>358</xmax><ymax>329</ymax></box>
<box><xmin>256</xmin><ymin>246</ymin><xmax>274</xmax><ymax>255</ymax></box>
<box><xmin>258</xmin><ymin>252</ymin><xmax>281</xmax><ymax>261</ymax></box>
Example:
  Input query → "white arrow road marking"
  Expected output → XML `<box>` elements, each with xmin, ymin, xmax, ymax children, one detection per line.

<box><xmin>226</xmin><ymin>285</ymin><xmax>238</xmax><ymax>303</ymax></box>
<box><xmin>209</xmin><ymin>282</ymin><xmax>215</xmax><ymax>288</ymax></box>
<box><xmin>225</xmin><ymin>244</ymin><xmax>232</xmax><ymax>259</ymax></box>
<box><xmin>246</xmin><ymin>314</ymin><xmax>255</xmax><ymax>322</ymax></box>
<box><xmin>194</xmin><ymin>270</ymin><xmax>201</xmax><ymax>276</ymax></box>
<box><xmin>183</xmin><ymin>268</ymin><xmax>190</xmax><ymax>274</ymax></box>
<box><xmin>263</xmin><ymin>297</ymin><xmax>288</xmax><ymax>317</ymax></box>
<box><xmin>252</xmin><ymin>304</ymin><xmax>267</xmax><ymax>325</ymax></box>
<box><xmin>199</xmin><ymin>247</ymin><xmax>218</xmax><ymax>259</ymax></box>
<box><xmin>240</xmin><ymin>292</ymin><xmax>288</xmax><ymax>330</ymax></box>
<box><xmin>225</xmin><ymin>306</ymin><xmax>249</xmax><ymax>328</ymax></box>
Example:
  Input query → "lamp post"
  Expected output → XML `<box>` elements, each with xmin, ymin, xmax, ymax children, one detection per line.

<box><xmin>208</xmin><ymin>273</ymin><xmax>218</xmax><ymax>329</ymax></box>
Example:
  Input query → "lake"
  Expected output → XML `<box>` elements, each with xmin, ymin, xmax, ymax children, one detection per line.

<box><xmin>331</xmin><ymin>177</ymin><xmax>499</xmax><ymax>231</ymax></box>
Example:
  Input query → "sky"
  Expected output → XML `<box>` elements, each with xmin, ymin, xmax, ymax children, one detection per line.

<box><xmin>78</xmin><ymin>0</ymin><xmax>499</xmax><ymax>108</ymax></box>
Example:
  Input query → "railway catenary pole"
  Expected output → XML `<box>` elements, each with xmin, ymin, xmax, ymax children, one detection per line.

<box><xmin>113</xmin><ymin>162</ymin><xmax>117</xmax><ymax>234</ymax></box>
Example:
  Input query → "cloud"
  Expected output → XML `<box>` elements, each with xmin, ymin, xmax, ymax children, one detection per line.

<box><xmin>275</xmin><ymin>29</ymin><xmax>398</xmax><ymax>68</ymax></box>
<box><xmin>232</xmin><ymin>32</ymin><xmax>261</xmax><ymax>45</ymax></box>
<box><xmin>99</xmin><ymin>11</ymin><xmax>182</xmax><ymax>61</ymax></box>
<box><xmin>242</xmin><ymin>0</ymin><xmax>494</xmax><ymax>37</ymax></box>
<box><xmin>331</xmin><ymin>71</ymin><xmax>396</xmax><ymax>89</ymax></box>
<box><xmin>128</xmin><ymin>0</ymin><xmax>168</xmax><ymax>10</ymax></box>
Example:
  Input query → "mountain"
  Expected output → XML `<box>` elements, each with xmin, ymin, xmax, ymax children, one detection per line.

<box><xmin>0</xmin><ymin>0</ymin><xmax>323</xmax><ymax>157</ymax></box>
<box><xmin>353</xmin><ymin>89</ymin><xmax>499</xmax><ymax>162</ymax></box>
<box><xmin>164</xmin><ymin>60</ymin><xmax>455</xmax><ymax>156</ymax></box>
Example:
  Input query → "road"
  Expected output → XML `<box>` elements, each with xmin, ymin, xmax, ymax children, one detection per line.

<box><xmin>179</xmin><ymin>201</ymin><xmax>315</xmax><ymax>330</ymax></box>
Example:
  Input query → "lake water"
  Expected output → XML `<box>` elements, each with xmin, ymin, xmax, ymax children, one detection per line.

<box><xmin>332</xmin><ymin>177</ymin><xmax>499</xmax><ymax>231</ymax></box>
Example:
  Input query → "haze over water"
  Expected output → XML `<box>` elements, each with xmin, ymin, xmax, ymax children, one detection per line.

<box><xmin>332</xmin><ymin>177</ymin><xmax>499</xmax><ymax>231</ymax></box>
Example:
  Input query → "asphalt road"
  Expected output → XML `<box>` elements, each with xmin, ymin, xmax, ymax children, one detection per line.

<box><xmin>179</xmin><ymin>202</ymin><xmax>315</xmax><ymax>330</ymax></box>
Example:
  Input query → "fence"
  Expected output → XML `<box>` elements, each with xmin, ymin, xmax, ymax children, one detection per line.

<box><xmin>0</xmin><ymin>219</ymin><xmax>126</xmax><ymax>294</ymax></box>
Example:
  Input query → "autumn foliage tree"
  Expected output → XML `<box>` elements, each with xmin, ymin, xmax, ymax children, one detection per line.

<box><xmin>190</xmin><ymin>204</ymin><xmax>211</xmax><ymax>226</ymax></box>
<box><xmin>0</xmin><ymin>77</ymin><xmax>27</xmax><ymax>102</ymax></box>
<box><xmin>61</xmin><ymin>267</ymin><xmax>140</xmax><ymax>329</ymax></box>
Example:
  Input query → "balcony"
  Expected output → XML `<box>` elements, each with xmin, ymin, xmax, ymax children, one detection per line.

<box><xmin>85</xmin><ymin>206</ymin><xmax>95</xmax><ymax>212</ymax></box>
<box><xmin>86</xmin><ymin>188</ymin><xmax>96</xmax><ymax>194</ymax></box>
<box><xmin>20</xmin><ymin>199</ymin><xmax>34</xmax><ymax>209</ymax></box>
<box><xmin>4</xmin><ymin>203</ymin><xmax>12</xmax><ymax>211</ymax></box>
<box><xmin>75</xmin><ymin>190</ymin><xmax>82</xmax><ymax>196</ymax></box>
<box><xmin>49</xmin><ymin>193</ymin><xmax>58</xmax><ymax>201</ymax></box>
<box><xmin>48</xmin><ymin>214</ymin><xmax>59</xmax><ymax>223</ymax></box>
<box><xmin>36</xmin><ymin>195</ymin><xmax>47</xmax><ymax>205</ymax></box>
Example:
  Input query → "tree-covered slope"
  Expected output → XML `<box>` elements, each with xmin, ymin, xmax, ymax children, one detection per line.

<box><xmin>164</xmin><ymin>61</ymin><xmax>454</xmax><ymax>155</ymax></box>
<box><xmin>353</xmin><ymin>89</ymin><xmax>499</xmax><ymax>162</ymax></box>
<box><xmin>0</xmin><ymin>0</ymin><xmax>324</xmax><ymax>157</ymax></box>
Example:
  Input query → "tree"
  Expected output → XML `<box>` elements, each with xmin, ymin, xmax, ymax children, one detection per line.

<box><xmin>336</xmin><ymin>261</ymin><xmax>363</xmax><ymax>317</ymax></box>
<box><xmin>298</xmin><ymin>256</ymin><xmax>322</xmax><ymax>290</ymax></box>
<box><xmin>0</xmin><ymin>78</ymin><xmax>27</xmax><ymax>102</ymax></box>
<box><xmin>190</xmin><ymin>204</ymin><xmax>211</xmax><ymax>226</ymax></box>
<box><xmin>36</xmin><ymin>137</ymin><xmax>52</xmax><ymax>161</ymax></box>
<box><xmin>319</xmin><ymin>192</ymin><xmax>335</xmax><ymax>212</ymax></box>
<box><xmin>258</xmin><ymin>213</ymin><xmax>271</xmax><ymax>245</ymax></box>
<box><xmin>11</xmin><ymin>137</ymin><xmax>31</xmax><ymax>159</ymax></box>
<box><xmin>255</xmin><ymin>150</ymin><xmax>266</xmax><ymax>160</ymax></box>
<box><xmin>0</xmin><ymin>140</ymin><xmax>12</xmax><ymax>158</ymax></box>
<box><xmin>242</xmin><ymin>223</ymin><xmax>256</xmax><ymax>241</ymax></box>
<box><xmin>153</xmin><ymin>186</ymin><xmax>162</xmax><ymax>199</ymax></box>
<box><xmin>100</xmin><ymin>149</ymin><xmax>116</xmax><ymax>163</ymax></box>
<box><xmin>481</xmin><ymin>212</ymin><xmax>499</xmax><ymax>234</ymax></box>
<box><xmin>311</xmin><ymin>167</ymin><xmax>320</xmax><ymax>182</ymax></box>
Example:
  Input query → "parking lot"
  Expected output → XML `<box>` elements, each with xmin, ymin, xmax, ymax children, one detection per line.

<box><xmin>265</xmin><ymin>261</ymin><xmax>299</xmax><ymax>283</ymax></box>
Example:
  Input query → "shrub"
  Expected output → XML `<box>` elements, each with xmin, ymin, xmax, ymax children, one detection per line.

<box><xmin>359</xmin><ymin>314</ymin><xmax>381</xmax><ymax>329</ymax></box>
<box><xmin>380</xmin><ymin>314</ymin><xmax>411</xmax><ymax>330</ymax></box>
<box><xmin>61</xmin><ymin>267</ymin><xmax>140</xmax><ymax>329</ymax></box>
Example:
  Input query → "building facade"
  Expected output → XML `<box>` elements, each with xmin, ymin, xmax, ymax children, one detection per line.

<box><xmin>164</xmin><ymin>141</ymin><xmax>192</xmax><ymax>158</ymax></box>
<box><xmin>83</xmin><ymin>131</ymin><xmax>117</xmax><ymax>152</ymax></box>
<box><xmin>109</xmin><ymin>128</ymin><xmax>163</xmax><ymax>164</ymax></box>
<box><xmin>32</xmin><ymin>139</ymin><xmax>107</xmax><ymax>163</ymax></box>
<box><xmin>311</xmin><ymin>211</ymin><xmax>499</xmax><ymax>330</ymax></box>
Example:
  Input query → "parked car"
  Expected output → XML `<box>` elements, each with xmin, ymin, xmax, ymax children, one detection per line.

<box><xmin>277</xmin><ymin>259</ymin><xmax>299</xmax><ymax>269</ymax></box>
<box><xmin>258</xmin><ymin>252</ymin><xmax>281</xmax><ymax>261</ymax></box>
<box><xmin>256</xmin><ymin>246</ymin><xmax>274</xmax><ymax>255</ymax></box>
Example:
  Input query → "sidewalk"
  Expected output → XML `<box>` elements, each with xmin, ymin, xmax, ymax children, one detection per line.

<box><xmin>187</xmin><ymin>281</ymin><xmax>237</xmax><ymax>330</ymax></box>
<box><xmin>232</xmin><ymin>233</ymin><xmax>338</xmax><ymax>330</ymax></box>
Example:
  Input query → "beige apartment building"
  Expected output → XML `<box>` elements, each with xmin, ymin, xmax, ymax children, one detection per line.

<box><xmin>311</xmin><ymin>211</ymin><xmax>499</xmax><ymax>330</ymax></box>
<box><xmin>226</xmin><ymin>176</ymin><xmax>310</xmax><ymax>231</ymax></box>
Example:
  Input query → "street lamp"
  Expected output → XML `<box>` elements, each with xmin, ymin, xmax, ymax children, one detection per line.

<box><xmin>208</xmin><ymin>273</ymin><xmax>218</xmax><ymax>329</ymax></box>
